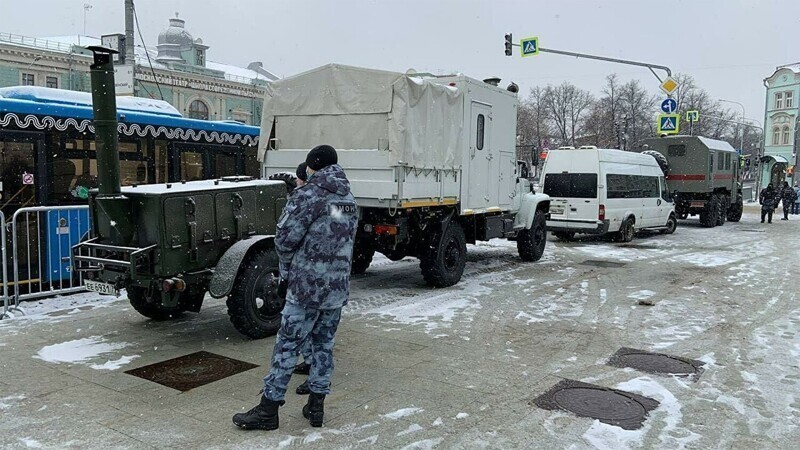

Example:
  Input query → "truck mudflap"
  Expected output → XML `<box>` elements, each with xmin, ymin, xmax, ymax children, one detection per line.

<box><xmin>513</xmin><ymin>193</ymin><xmax>551</xmax><ymax>230</ymax></box>
<box><xmin>209</xmin><ymin>235</ymin><xmax>275</xmax><ymax>299</ymax></box>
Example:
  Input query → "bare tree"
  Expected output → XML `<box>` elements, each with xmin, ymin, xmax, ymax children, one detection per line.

<box><xmin>545</xmin><ymin>82</ymin><xmax>593</xmax><ymax>147</ymax></box>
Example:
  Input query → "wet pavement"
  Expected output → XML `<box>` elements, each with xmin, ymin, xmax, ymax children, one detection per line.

<box><xmin>1</xmin><ymin>206</ymin><xmax>799</xmax><ymax>449</ymax></box>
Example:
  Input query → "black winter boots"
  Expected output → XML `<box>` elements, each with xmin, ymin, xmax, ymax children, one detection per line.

<box><xmin>296</xmin><ymin>380</ymin><xmax>310</xmax><ymax>395</ymax></box>
<box><xmin>232</xmin><ymin>396</ymin><xmax>285</xmax><ymax>430</ymax></box>
<box><xmin>302</xmin><ymin>392</ymin><xmax>326</xmax><ymax>427</ymax></box>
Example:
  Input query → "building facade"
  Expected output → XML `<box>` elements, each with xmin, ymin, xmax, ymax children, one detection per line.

<box><xmin>761</xmin><ymin>64</ymin><xmax>800</xmax><ymax>188</ymax></box>
<box><xmin>0</xmin><ymin>16</ymin><xmax>276</xmax><ymax>126</ymax></box>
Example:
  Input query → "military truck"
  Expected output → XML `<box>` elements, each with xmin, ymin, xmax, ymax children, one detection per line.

<box><xmin>72</xmin><ymin>47</ymin><xmax>287</xmax><ymax>338</ymax></box>
<box><xmin>260</xmin><ymin>64</ymin><xmax>551</xmax><ymax>287</ymax></box>
<box><xmin>638</xmin><ymin>136</ymin><xmax>743</xmax><ymax>227</ymax></box>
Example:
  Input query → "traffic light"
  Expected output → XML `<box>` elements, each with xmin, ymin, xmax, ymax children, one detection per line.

<box><xmin>504</xmin><ymin>33</ymin><xmax>513</xmax><ymax>56</ymax></box>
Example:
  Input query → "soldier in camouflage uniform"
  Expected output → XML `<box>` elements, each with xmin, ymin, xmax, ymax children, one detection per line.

<box><xmin>233</xmin><ymin>145</ymin><xmax>358</xmax><ymax>430</ymax></box>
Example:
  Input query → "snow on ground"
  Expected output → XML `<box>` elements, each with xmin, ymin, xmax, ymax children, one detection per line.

<box><xmin>382</xmin><ymin>407</ymin><xmax>424</xmax><ymax>420</ymax></box>
<box><xmin>34</xmin><ymin>336</ymin><xmax>137</xmax><ymax>370</ymax></box>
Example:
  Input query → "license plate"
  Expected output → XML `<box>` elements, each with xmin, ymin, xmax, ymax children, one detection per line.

<box><xmin>84</xmin><ymin>280</ymin><xmax>117</xmax><ymax>296</ymax></box>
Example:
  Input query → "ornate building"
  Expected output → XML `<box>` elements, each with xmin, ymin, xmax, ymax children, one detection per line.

<box><xmin>0</xmin><ymin>15</ymin><xmax>276</xmax><ymax>126</ymax></box>
<box><xmin>761</xmin><ymin>64</ymin><xmax>800</xmax><ymax>187</ymax></box>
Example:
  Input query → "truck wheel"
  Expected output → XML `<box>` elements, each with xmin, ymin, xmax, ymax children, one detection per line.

<box><xmin>700</xmin><ymin>196</ymin><xmax>719</xmax><ymax>228</ymax></box>
<box><xmin>127</xmin><ymin>287</ymin><xmax>184</xmax><ymax>321</ymax></box>
<box><xmin>518</xmin><ymin>211</ymin><xmax>547</xmax><ymax>261</ymax></box>
<box><xmin>727</xmin><ymin>195</ymin><xmax>744</xmax><ymax>222</ymax></box>
<box><xmin>617</xmin><ymin>217</ymin><xmax>635</xmax><ymax>242</ymax></box>
<box><xmin>553</xmin><ymin>231</ymin><xmax>575</xmax><ymax>241</ymax></box>
<box><xmin>351</xmin><ymin>244</ymin><xmax>375</xmax><ymax>275</ymax></box>
<box><xmin>227</xmin><ymin>250</ymin><xmax>284</xmax><ymax>339</ymax></box>
<box><xmin>661</xmin><ymin>213</ymin><xmax>678</xmax><ymax>235</ymax></box>
<box><xmin>420</xmin><ymin>221</ymin><xmax>466</xmax><ymax>287</ymax></box>
<box><xmin>716</xmin><ymin>195</ymin><xmax>727</xmax><ymax>226</ymax></box>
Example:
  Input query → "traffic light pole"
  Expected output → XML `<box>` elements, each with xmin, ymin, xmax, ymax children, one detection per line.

<box><xmin>505</xmin><ymin>38</ymin><xmax>672</xmax><ymax>84</ymax></box>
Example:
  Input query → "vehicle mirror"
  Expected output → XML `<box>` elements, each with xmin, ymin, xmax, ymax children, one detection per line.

<box><xmin>531</xmin><ymin>147</ymin><xmax>539</xmax><ymax>166</ymax></box>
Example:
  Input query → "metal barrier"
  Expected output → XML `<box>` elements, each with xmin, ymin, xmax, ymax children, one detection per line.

<box><xmin>8</xmin><ymin>206</ymin><xmax>90</xmax><ymax>310</ymax></box>
<box><xmin>0</xmin><ymin>211</ymin><xmax>15</xmax><ymax>319</ymax></box>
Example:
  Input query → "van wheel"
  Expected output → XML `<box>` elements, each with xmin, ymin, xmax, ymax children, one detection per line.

<box><xmin>518</xmin><ymin>211</ymin><xmax>547</xmax><ymax>262</ymax></box>
<box><xmin>661</xmin><ymin>214</ymin><xmax>677</xmax><ymax>235</ymax></box>
<box><xmin>420</xmin><ymin>221</ymin><xmax>466</xmax><ymax>288</ymax></box>
<box><xmin>227</xmin><ymin>250</ymin><xmax>285</xmax><ymax>339</ymax></box>
<box><xmin>700</xmin><ymin>195</ymin><xmax>719</xmax><ymax>227</ymax></box>
<box><xmin>128</xmin><ymin>287</ymin><xmax>184</xmax><ymax>321</ymax></box>
<box><xmin>617</xmin><ymin>218</ymin><xmax>635</xmax><ymax>242</ymax></box>
<box><xmin>727</xmin><ymin>195</ymin><xmax>743</xmax><ymax>222</ymax></box>
<box><xmin>553</xmin><ymin>231</ymin><xmax>575</xmax><ymax>241</ymax></box>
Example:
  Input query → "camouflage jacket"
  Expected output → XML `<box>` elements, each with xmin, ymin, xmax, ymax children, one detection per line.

<box><xmin>759</xmin><ymin>188</ymin><xmax>777</xmax><ymax>209</ymax></box>
<box><xmin>275</xmin><ymin>164</ymin><xmax>358</xmax><ymax>310</ymax></box>
<box><xmin>781</xmin><ymin>187</ymin><xmax>798</xmax><ymax>203</ymax></box>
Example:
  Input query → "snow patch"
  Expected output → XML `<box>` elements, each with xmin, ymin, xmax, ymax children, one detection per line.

<box><xmin>455</xmin><ymin>412</ymin><xmax>469</xmax><ymax>419</ymax></box>
<box><xmin>401</xmin><ymin>438</ymin><xmax>444</xmax><ymax>450</ymax></box>
<box><xmin>89</xmin><ymin>355</ymin><xmax>140</xmax><ymax>370</ymax></box>
<box><xmin>18</xmin><ymin>438</ymin><xmax>42</xmax><ymax>449</ymax></box>
<box><xmin>382</xmin><ymin>407</ymin><xmax>424</xmax><ymax>420</ymax></box>
<box><xmin>432</xmin><ymin>417</ymin><xmax>443</xmax><ymax>426</ymax></box>
<box><xmin>0</xmin><ymin>395</ymin><xmax>25</xmax><ymax>410</ymax></box>
<box><xmin>35</xmin><ymin>336</ymin><xmax>129</xmax><ymax>364</ymax></box>
<box><xmin>627</xmin><ymin>290</ymin><xmax>656</xmax><ymax>300</ymax></box>
<box><xmin>397</xmin><ymin>423</ymin><xmax>424</xmax><ymax>436</ymax></box>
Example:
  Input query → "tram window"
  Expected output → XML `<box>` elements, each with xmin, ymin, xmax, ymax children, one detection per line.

<box><xmin>68</xmin><ymin>158</ymin><xmax>98</xmax><ymax>200</ymax></box>
<box><xmin>0</xmin><ymin>141</ymin><xmax>36</xmax><ymax>208</ymax></box>
<box><xmin>245</xmin><ymin>147</ymin><xmax>260</xmax><ymax>178</ymax></box>
<box><xmin>216</xmin><ymin>152</ymin><xmax>237</xmax><ymax>177</ymax></box>
<box><xmin>119</xmin><ymin>142</ymin><xmax>138</xmax><ymax>153</ymax></box>
<box><xmin>181</xmin><ymin>152</ymin><xmax>204</xmax><ymax>181</ymax></box>
<box><xmin>120</xmin><ymin>160</ymin><xmax>148</xmax><ymax>186</ymax></box>
<box><xmin>155</xmin><ymin>141</ymin><xmax>168</xmax><ymax>183</ymax></box>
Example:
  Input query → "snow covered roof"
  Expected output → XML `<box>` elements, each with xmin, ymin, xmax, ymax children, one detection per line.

<box><xmin>0</xmin><ymin>86</ymin><xmax>181</xmax><ymax>116</ymax></box>
<box><xmin>0</xmin><ymin>33</ymin><xmax>274</xmax><ymax>85</ymax></box>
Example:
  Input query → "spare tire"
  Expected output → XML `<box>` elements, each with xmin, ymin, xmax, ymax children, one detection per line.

<box><xmin>268</xmin><ymin>172</ymin><xmax>297</xmax><ymax>193</ymax></box>
<box><xmin>642</xmin><ymin>150</ymin><xmax>669</xmax><ymax>176</ymax></box>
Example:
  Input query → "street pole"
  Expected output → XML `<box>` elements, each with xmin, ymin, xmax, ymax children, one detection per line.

<box><xmin>83</xmin><ymin>3</ymin><xmax>92</xmax><ymax>35</ymax></box>
<box><xmin>720</xmin><ymin>99</ymin><xmax>745</xmax><ymax>155</ymax></box>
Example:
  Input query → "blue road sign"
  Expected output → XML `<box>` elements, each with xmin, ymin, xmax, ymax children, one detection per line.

<box><xmin>661</xmin><ymin>98</ymin><xmax>678</xmax><ymax>114</ymax></box>
<box><xmin>657</xmin><ymin>114</ymin><xmax>680</xmax><ymax>134</ymax></box>
<box><xmin>520</xmin><ymin>37</ymin><xmax>539</xmax><ymax>57</ymax></box>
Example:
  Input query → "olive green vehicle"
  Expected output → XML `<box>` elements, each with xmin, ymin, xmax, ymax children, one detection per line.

<box><xmin>72</xmin><ymin>47</ymin><xmax>288</xmax><ymax>338</ymax></box>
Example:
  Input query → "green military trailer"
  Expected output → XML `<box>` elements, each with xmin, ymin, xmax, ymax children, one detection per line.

<box><xmin>639</xmin><ymin>136</ymin><xmax>743</xmax><ymax>227</ymax></box>
<box><xmin>72</xmin><ymin>47</ymin><xmax>288</xmax><ymax>338</ymax></box>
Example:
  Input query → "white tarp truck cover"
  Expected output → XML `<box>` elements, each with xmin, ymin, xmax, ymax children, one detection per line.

<box><xmin>259</xmin><ymin>64</ymin><xmax>464</xmax><ymax>169</ymax></box>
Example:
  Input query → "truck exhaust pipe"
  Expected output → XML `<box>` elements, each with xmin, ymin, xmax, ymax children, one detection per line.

<box><xmin>87</xmin><ymin>45</ymin><xmax>134</xmax><ymax>244</ymax></box>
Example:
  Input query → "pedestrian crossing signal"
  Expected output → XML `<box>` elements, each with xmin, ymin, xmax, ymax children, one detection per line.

<box><xmin>520</xmin><ymin>37</ymin><xmax>539</xmax><ymax>57</ymax></box>
<box><xmin>657</xmin><ymin>114</ymin><xmax>680</xmax><ymax>135</ymax></box>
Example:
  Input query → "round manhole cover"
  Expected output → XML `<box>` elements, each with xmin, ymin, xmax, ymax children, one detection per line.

<box><xmin>616</xmin><ymin>353</ymin><xmax>697</xmax><ymax>375</ymax></box>
<box><xmin>553</xmin><ymin>387</ymin><xmax>646</xmax><ymax>421</ymax></box>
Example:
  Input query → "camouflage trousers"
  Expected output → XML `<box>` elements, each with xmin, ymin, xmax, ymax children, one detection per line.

<box><xmin>262</xmin><ymin>302</ymin><xmax>342</xmax><ymax>401</ymax></box>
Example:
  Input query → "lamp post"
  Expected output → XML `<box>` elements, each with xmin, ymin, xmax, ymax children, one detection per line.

<box><xmin>83</xmin><ymin>3</ymin><xmax>92</xmax><ymax>36</ymax></box>
<box><xmin>720</xmin><ymin>99</ymin><xmax>746</xmax><ymax>155</ymax></box>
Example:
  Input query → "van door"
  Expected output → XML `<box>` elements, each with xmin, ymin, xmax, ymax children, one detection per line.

<box><xmin>640</xmin><ymin>175</ymin><xmax>661</xmax><ymax>227</ymax></box>
<box><xmin>467</xmin><ymin>102</ymin><xmax>493</xmax><ymax>210</ymax></box>
<box><xmin>657</xmin><ymin>176</ymin><xmax>671</xmax><ymax>224</ymax></box>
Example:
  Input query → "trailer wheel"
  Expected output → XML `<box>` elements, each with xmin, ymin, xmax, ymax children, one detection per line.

<box><xmin>727</xmin><ymin>195</ymin><xmax>744</xmax><ymax>222</ymax></box>
<box><xmin>661</xmin><ymin>213</ymin><xmax>678</xmax><ymax>235</ymax></box>
<box><xmin>351</xmin><ymin>244</ymin><xmax>375</xmax><ymax>275</ymax></box>
<box><xmin>518</xmin><ymin>211</ymin><xmax>547</xmax><ymax>261</ymax></box>
<box><xmin>227</xmin><ymin>250</ymin><xmax>284</xmax><ymax>339</ymax></box>
<box><xmin>127</xmin><ymin>287</ymin><xmax>184</xmax><ymax>321</ymax></box>
<box><xmin>553</xmin><ymin>231</ymin><xmax>575</xmax><ymax>241</ymax></box>
<box><xmin>420</xmin><ymin>221</ymin><xmax>466</xmax><ymax>287</ymax></box>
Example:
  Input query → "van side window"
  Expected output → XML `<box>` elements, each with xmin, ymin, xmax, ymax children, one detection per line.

<box><xmin>476</xmin><ymin>114</ymin><xmax>485</xmax><ymax>151</ymax></box>
<box><xmin>660</xmin><ymin>177</ymin><xmax>671</xmax><ymax>201</ymax></box>
<box><xmin>667</xmin><ymin>145</ymin><xmax>686</xmax><ymax>156</ymax></box>
<box><xmin>607</xmin><ymin>174</ymin><xmax>659</xmax><ymax>198</ymax></box>
<box><xmin>641</xmin><ymin>176</ymin><xmax>659</xmax><ymax>198</ymax></box>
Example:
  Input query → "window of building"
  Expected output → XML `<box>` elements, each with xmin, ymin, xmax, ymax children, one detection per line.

<box><xmin>188</xmin><ymin>99</ymin><xmax>209</xmax><ymax>120</ymax></box>
<box><xmin>45</xmin><ymin>76</ymin><xmax>58</xmax><ymax>89</ymax></box>
<box><xmin>195</xmin><ymin>49</ymin><xmax>205</xmax><ymax>66</ymax></box>
<box><xmin>21</xmin><ymin>73</ymin><xmax>34</xmax><ymax>86</ymax></box>
<box><xmin>776</xmin><ymin>92</ymin><xmax>784</xmax><ymax>109</ymax></box>
<box><xmin>783</xmin><ymin>126</ymin><xmax>791</xmax><ymax>145</ymax></box>
<box><xmin>773</xmin><ymin>127</ymin><xmax>782</xmax><ymax>145</ymax></box>
<box><xmin>786</xmin><ymin>91</ymin><xmax>794</xmax><ymax>109</ymax></box>
<box><xmin>476</xmin><ymin>114</ymin><xmax>485</xmax><ymax>150</ymax></box>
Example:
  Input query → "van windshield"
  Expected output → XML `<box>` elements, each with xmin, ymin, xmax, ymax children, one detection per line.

<box><xmin>543</xmin><ymin>173</ymin><xmax>598</xmax><ymax>198</ymax></box>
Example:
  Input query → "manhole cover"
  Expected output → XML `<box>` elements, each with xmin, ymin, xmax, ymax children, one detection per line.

<box><xmin>533</xmin><ymin>379</ymin><xmax>658</xmax><ymax>430</ymax></box>
<box><xmin>125</xmin><ymin>351</ymin><xmax>259</xmax><ymax>391</ymax></box>
<box><xmin>607</xmin><ymin>347</ymin><xmax>704</xmax><ymax>380</ymax></box>
<box><xmin>580</xmin><ymin>260</ymin><xmax>627</xmax><ymax>268</ymax></box>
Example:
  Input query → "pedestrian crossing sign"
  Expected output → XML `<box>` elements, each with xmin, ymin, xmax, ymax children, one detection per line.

<box><xmin>520</xmin><ymin>37</ymin><xmax>539</xmax><ymax>57</ymax></box>
<box><xmin>657</xmin><ymin>114</ymin><xmax>680</xmax><ymax>135</ymax></box>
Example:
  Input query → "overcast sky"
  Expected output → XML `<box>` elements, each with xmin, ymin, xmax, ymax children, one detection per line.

<box><xmin>2</xmin><ymin>0</ymin><xmax>799</xmax><ymax>124</ymax></box>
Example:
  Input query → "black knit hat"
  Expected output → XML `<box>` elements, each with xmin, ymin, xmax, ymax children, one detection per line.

<box><xmin>306</xmin><ymin>144</ymin><xmax>338</xmax><ymax>171</ymax></box>
<box><xmin>296</xmin><ymin>162</ymin><xmax>308</xmax><ymax>181</ymax></box>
